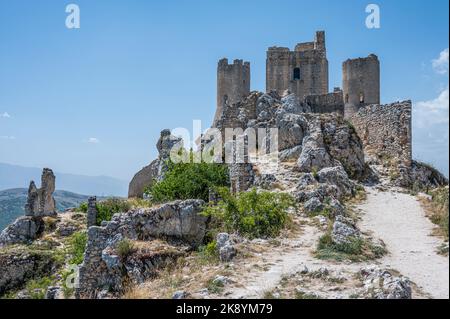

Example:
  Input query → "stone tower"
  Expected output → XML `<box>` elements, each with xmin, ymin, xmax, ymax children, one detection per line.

<box><xmin>214</xmin><ymin>58</ymin><xmax>250</xmax><ymax>126</ymax></box>
<box><xmin>342</xmin><ymin>54</ymin><xmax>380</xmax><ymax>118</ymax></box>
<box><xmin>266</xmin><ymin>31</ymin><xmax>328</xmax><ymax>98</ymax></box>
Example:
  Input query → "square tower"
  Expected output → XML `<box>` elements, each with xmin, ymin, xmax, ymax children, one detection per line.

<box><xmin>266</xmin><ymin>31</ymin><xmax>329</xmax><ymax>98</ymax></box>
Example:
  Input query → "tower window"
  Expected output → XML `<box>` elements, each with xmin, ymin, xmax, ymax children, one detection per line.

<box><xmin>345</xmin><ymin>94</ymin><xmax>349</xmax><ymax>103</ymax></box>
<box><xmin>293</xmin><ymin>68</ymin><xmax>301</xmax><ymax>80</ymax></box>
<box><xmin>359</xmin><ymin>93</ymin><xmax>365</xmax><ymax>104</ymax></box>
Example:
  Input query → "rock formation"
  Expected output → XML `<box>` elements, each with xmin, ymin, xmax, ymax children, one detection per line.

<box><xmin>128</xmin><ymin>130</ymin><xmax>183</xmax><ymax>198</ymax></box>
<box><xmin>77</xmin><ymin>199</ymin><xmax>206</xmax><ymax>296</ymax></box>
<box><xmin>25</xmin><ymin>168</ymin><xmax>57</xmax><ymax>217</ymax></box>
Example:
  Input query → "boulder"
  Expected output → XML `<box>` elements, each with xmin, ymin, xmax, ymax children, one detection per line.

<box><xmin>317</xmin><ymin>166</ymin><xmax>355</xmax><ymax>198</ymax></box>
<box><xmin>360</xmin><ymin>266</ymin><xmax>412</xmax><ymax>299</ymax></box>
<box><xmin>303</xmin><ymin>197</ymin><xmax>324</xmax><ymax>214</ymax></box>
<box><xmin>331</xmin><ymin>215</ymin><xmax>360</xmax><ymax>245</ymax></box>
<box><xmin>128</xmin><ymin>159</ymin><xmax>159</xmax><ymax>199</ymax></box>
<box><xmin>216</xmin><ymin>233</ymin><xmax>236</xmax><ymax>262</ymax></box>
<box><xmin>0</xmin><ymin>216</ymin><xmax>44</xmax><ymax>247</ymax></box>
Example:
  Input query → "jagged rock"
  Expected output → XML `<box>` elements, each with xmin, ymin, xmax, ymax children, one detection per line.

<box><xmin>25</xmin><ymin>168</ymin><xmax>57</xmax><ymax>217</ymax></box>
<box><xmin>360</xmin><ymin>266</ymin><xmax>412</xmax><ymax>299</ymax></box>
<box><xmin>331</xmin><ymin>215</ymin><xmax>360</xmax><ymax>245</ymax></box>
<box><xmin>317</xmin><ymin>166</ymin><xmax>355</xmax><ymax>198</ymax></box>
<box><xmin>295</xmin><ymin>183</ymin><xmax>339</xmax><ymax>203</ymax></box>
<box><xmin>77</xmin><ymin>200</ymin><xmax>205</xmax><ymax>296</ymax></box>
<box><xmin>0</xmin><ymin>216</ymin><xmax>44</xmax><ymax>247</ymax></box>
<box><xmin>276</xmin><ymin>113</ymin><xmax>307</xmax><ymax>151</ymax></box>
<box><xmin>279</xmin><ymin>145</ymin><xmax>302</xmax><ymax>162</ymax></box>
<box><xmin>254</xmin><ymin>174</ymin><xmax>278</xmax><ymax>189</ymax></box>
<box><xmin>128</xmin><ymin>130</ymin><xmax>183</xmax><ymax>198</ymax></box>
<box><xmin>303</xmin><ymin>197</ymin><xmax>324</xmax><ymax>214</ymax></box>
<box><xmin>297</xmin><ymin>173</ymin><xmax>317</xmax><ymax>189</ymax></box>
<box><xmin>395</xmin><ymin>160</ymin><xmax>449</xmax><ymax>190</ymax></box>
<box><xmin>328</xmin><ymin>198</ymin><xmax>346</xmax><ymax>217</ymax></box>
<box><xmin>216</xmin><ymin>233</ymin><xmax>236</xmax><ymax>262</ymax></box>
<box><xmin>0</xmin><ymin>249</ymin><xmax>54</xmax><ymax>295</ymax></box>
<box><xmin>297</xmin><ymin>119</ymin><xmax>334</xmax><ymax>173</ymax></box>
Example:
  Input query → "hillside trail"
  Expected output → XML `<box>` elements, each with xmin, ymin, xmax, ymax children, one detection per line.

<box><xmin>224</xmin><ymin>163</ymin><xmax>449</xmax><ymax>299</ymax></box>
<box><xmin>358</xmin><ymin>187</ymin><xmax>449</xmax><ymax>299</ymax></box>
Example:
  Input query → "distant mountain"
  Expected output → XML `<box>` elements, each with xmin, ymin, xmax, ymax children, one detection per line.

<box><xmin>0</xmin><ymin>188</ymin><xmax>95</xmax><ymax>231</ymax></box>
<box><xmin>0</xmin><ymin>163</ymin><xmax>128</xmax><ymax>197</ymax></box>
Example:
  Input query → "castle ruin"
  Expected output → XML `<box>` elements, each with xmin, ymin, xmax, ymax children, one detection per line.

<box><xmin>214</xmin><ymin>31</ymin><xmax>381</xmax><ymax>122</ymax></box>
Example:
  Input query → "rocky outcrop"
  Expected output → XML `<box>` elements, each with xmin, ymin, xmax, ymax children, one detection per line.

<box><xmin>128</xmin><ymin>130</ymin><xmax>182</xmax><ymax>198</ymax></box>
<box><xmin>331</xmin><ymin>215</ymin><xmax>360</xmax><ymax>245</ymax></box>
<box><xmin>216</xmin><ymin>233</ymin><xmax>236</xmax><ymax>262</ymax></box>
<box><xmin>0</xmin><ymin>216</ymin><xmax>44</xmax><ymax>247</ymax></box>
<box><xmin>360</xmin><ymin>266</ymin><xmax>412</xmax><ymax>299</ymax></box>
<box><xmin>77</xmin><ymin>199</ymin><xmax>207</xmax><ymax>296</ymax></box>
<box><xmin>395</xmin><ymin>160</ymin><xmax>449</xmax><ymax>190</ymax></box>
<box><xmin>25</xmin><ymin>168</ymin><xmax>57</xmax><ymax>217</ymax></box>
<box><xmin>0</xmin><ymin>249</ymin><xmax>55</xmax><ymax>295</ymax></box>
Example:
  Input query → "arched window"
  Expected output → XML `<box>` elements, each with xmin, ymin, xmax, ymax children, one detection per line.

<box><xmin>359</xmin><ymin>93</ymin><xmax>365</xmax><ymax>104</ymax></box>
<box><xmin>293</xmin><ymin>68</ymin><xmax>301</xmax><ymax>80</ymax></box>
<box><xmin>345</xmin><ymin>94</ymin><xmax>349</xmax><ymax>103</ymax></box>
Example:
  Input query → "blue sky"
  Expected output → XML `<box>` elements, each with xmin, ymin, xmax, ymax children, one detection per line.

<box><xmin>0</xmin><ymin>0</ymin><xmax>448</xmax><ymax>180</ymax></box>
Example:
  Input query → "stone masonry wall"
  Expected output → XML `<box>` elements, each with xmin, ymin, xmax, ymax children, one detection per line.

<box><xmin>350</xmin><ymin>101</ymin><xmax>412</xmax><ymax>166</ymax></box>
<box><xmin>304</xmin><ymin>90</ymin><xmax>344</xmax><ymax>115</ymax></box>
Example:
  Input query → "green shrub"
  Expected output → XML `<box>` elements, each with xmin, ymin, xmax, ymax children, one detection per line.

<box><xmin>96</xmin><ymin>198</ymin><xmax>131</xmax><ymax>225</ymax></box>
<box><xmin>68</xmin><ymin>231</ymin><xmax>88</xmax><ymax>265</ymax></box>
<box><xmin>202</xmin><ymin>188</ymin><xmax>294</xmax><ymax>239</ymax></box>
<box><xmin>145</xmin><ymin>160</ymin><xmax>229</xmax><ymax>203</ymax></box>
<box><xmin>76</xmin><ymin>202</ymin><xmax>88</xmax><ymax>214</ymax></box>
<box><xmin>26</xmin><ymin>276</ymin><xmax>54</xmax><ymax>299</ymax></box>
<box><xmin>116</xmin><ymin>239</ymin><xmax>135</xmax><ymax>260</ymax></box>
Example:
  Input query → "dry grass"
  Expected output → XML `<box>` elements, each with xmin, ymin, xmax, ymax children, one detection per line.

<box><xmin>419</xmin><ymin>187</ymin><xmax>449</xmax><ymax>240</ymax></box>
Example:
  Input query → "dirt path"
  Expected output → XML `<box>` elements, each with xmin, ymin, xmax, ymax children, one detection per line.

<box><xmin>358</xmin><ymin>187</ymin><xmax>449</xmax><ymax>299</ymax></box>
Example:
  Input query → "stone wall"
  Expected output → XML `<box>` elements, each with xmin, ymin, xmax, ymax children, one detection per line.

<box><xmin>350</xmin><ymin>101</ymin><xmax>412</xmax><ymax>166</ymax></box>
<box><xmin>266</xmin><ymin>31</ymin><xmax>328</xmax><ymax>99</ymax></box>
<box><xmin>343</xmin><ymin>54</ymin><xmax>380</xmax><ymax>118</ymax></box>
<box><xmin>304</xmin><ymin>90</ymin><xmax>344</xmax><ymax>115</ymax></box>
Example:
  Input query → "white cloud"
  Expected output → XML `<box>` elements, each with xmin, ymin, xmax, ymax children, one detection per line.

<box><xmin>414</xmin><ymin>86</ymin><xmax>449</xmax><ymax>127</ymax></box>
<box><xmin>87</xmin><ymin>137</ymin><xmax>100</xmax><ymax>144</ymax></box>
<box><xmin>0</xmin><ymin>112</ymin><xmax>10</xmax><ymax>118</ymax></box>
<box><xmin>432</xmin><ymin>48</ymin><xmax>449</xmax><ymax>74</ymax></box>
<box><xmin>0</xmin><ymin>135</ymin><xmax>16</xmax><ymax>140</ymax></box>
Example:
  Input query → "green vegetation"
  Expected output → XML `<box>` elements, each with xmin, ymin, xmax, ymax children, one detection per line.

<box><xmin>145</xmin><ymin>160</ymin><xmax>229</xmax><ymax>203</ymax></box>
<box><xmin>315</xmin><ymin>231</ymin><xmax>386</xmax><ymax>262</ymax></box>
<box><xmin>96</xmin><ymin>198</ymin><xmax>131</xmax><ymax>225</ymax></box>
<box><xmin>427</xmin><ymin>187</ymin><xmax>449</xmax><ymax>240</ymax></box>
<box><xmin>67</xmin><ymin>231</ymin><xmax>87</xmax><ymax>265</ymax></box>
<box><xmin>76</xmin><ymin>202</ymin><xmax>88</xmax><ymax>214</ymax></box>
<box><xmin>206</xmin><ymin>277</ymin><xmax>225</xmax><ymax>294</ymax></box>
<box><xmin>202</xmin><ymin>188</ymin><xmax>294</xmax><ymax>239</ymax></box>
<box><xmin>25</xmin><ymin>276</ymin><xmax>55</xmax><ymax>299</ymax></box>
<box><xmin>197</xmin><ymin>241</ymin><xmax>219</xmax><ymax>264</ymax></box>
<box><xmin>116</xmin><ymin>238</ymin><xmax>135</xmax><ymax>260</ymax></box>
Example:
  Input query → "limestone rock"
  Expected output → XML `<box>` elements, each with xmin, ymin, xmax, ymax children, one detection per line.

<box><xmin>216</xmin><ymin>233</ymin><xmax>236</xmax><ymax>262</ymax></box>
<box><xmin>25</xmin><ymin>168</ymin><xmax>57</xmax><ymax>217</ymax></box>
<box><xmin>331</xmin><ymin>215</ymin><xmax>360</xmax><ymax>245</ymax></box>
<box><xmin>360</xmin><ymin>266</ymin><xmax>412</xmax><ymax>299</ymax></box>
<box><xmin>128</xmin><ymin>130</ymin><xmax>183</xmax><ymax>198</ymax></box>
<box><xmin>77</xmin><ymin>200</ymin><xmax>206</xmax><ymax>295</ymax></box>
<box><xmin>303</xmin><ymin>197</ymin><xmax>324</xmax><ymax>214</ymax></box>
<box><xmin>317</xmin><ymin>166</ymin><xmax>355</xmax><ymax>198</ymax></box>
<box><xmin>0</xmin><ymin>216</ymin><xmax>44</xmax><ymax>247</ymax></box>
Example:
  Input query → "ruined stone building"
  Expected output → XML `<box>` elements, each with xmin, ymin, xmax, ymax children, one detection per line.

<box><xmin>266</xmin><ymin>31</ymin><xmax>328</xmax><ymax>98</ymax></box>
<box><xmin>213</xmin><ymin>30</ymin><xmax>380</xmax><ymax>123</ymax></box>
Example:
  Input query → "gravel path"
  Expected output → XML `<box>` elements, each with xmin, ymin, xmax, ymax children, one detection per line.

<box><xmin>358</xmin><ymin>187</ymin><xmax>449</xmax><ymax>299</ymax></box>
